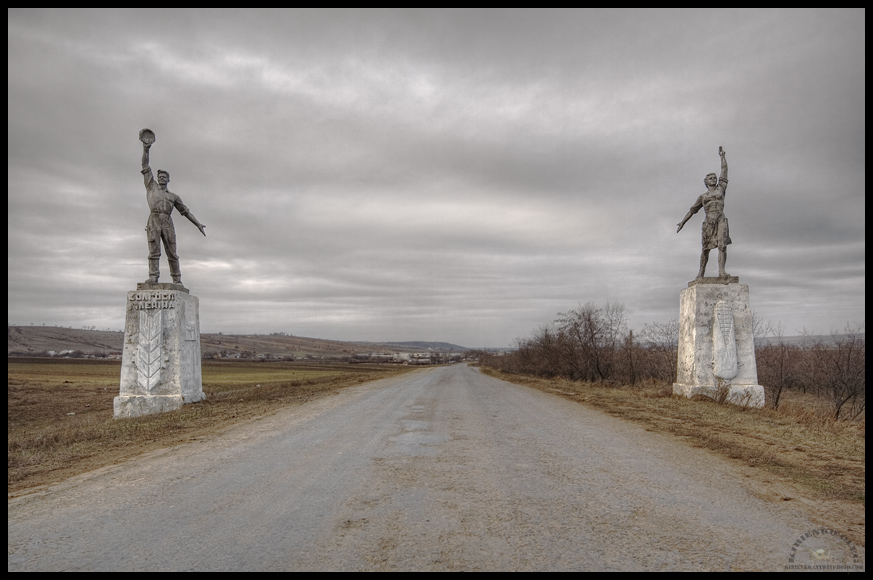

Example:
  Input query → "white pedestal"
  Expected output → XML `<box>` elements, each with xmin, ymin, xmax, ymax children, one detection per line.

<box><xmin>114</xmin><ymin>283</ymin><xmax>205</xmax><ymax>418</ymax></box>
<box><xmin>672</xmin><ymin>278</ymin><xmax>765</xmax><ymax>408</ymax></box>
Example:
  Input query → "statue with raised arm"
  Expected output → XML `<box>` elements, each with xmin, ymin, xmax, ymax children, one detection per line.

<box><xmin>677</xmin><ymin>146</ymin><xmax>731</xmax><ymax>279</ymax></box>
<box><xmin>138</xmin><ymin>129</ymin><xmax>206</xmax><ymax>286</ymax></box>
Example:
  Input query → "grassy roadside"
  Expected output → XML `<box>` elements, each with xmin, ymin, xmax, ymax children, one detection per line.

<box><xmin>8</xmin><ymin>358</ymin><xmax>416</xmax><ymax>493</ymax></box>
<box><xmin>480</xmin><ymin>367</ymin><xmax>865</xmax><ymax>505</ymax></box>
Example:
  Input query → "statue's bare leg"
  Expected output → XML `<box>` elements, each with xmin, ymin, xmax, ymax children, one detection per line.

<box><xmin>718</xmin><ymin>246</ymin><xmax>730</xmax><ymax>278</ymax></box>
<box><xmin>697</xmin><ymin>249</ymin><xmax>710</xmax><ymax>279</ymax></box>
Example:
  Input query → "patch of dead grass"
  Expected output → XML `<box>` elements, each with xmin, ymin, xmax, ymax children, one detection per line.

<box><xmin>8</xmin><ymin>358</ymin><xmax>414</xmax><ymax>493</ymax></box>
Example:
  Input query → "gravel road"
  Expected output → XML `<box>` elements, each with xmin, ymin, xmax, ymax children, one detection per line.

<box><xmin>7</xmin><ymin>364</ymin><xmax>852</xmax><ymax>571</ymax></box>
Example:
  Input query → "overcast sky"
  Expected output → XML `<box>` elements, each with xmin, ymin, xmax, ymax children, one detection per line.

<box><xmin>8</xmin><ymin>9</ymin><xmax>865</xmax><ymax>347</ymax></box>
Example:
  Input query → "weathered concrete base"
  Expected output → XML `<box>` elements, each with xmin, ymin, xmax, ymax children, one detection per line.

<box><xmin>687</xmin><ymin>275</ymin><xmax>739</xmax><ymax>287</ymax></box>
<box><xmin>114</xmin><ymin>395</ymin><xmax>184</xmax><ymax>418</ymax></box>
<box><xmin>114</xmin><ymin>284</ymin><xmax>204</xmax><ymax>418</ymax></box>
<box><xmin>672</xmin><ymin>382</ymin><xmax>765</xmax><ymax>408</ymax></box>
<box><xmin>673</xmin><ymin>279</ymin><xmax>765</xmax><ymax>408</ymax></box>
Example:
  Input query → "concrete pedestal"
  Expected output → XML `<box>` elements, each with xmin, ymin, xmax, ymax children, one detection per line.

<box><xmin>672</xmin><ymin>278</ymin><xmax>765</xmax><ymax>407</ymax></box>
<box><xmin>114</xmin><ymin>283</ymin><xmax>205</xmax><ymax>418</ymax></box>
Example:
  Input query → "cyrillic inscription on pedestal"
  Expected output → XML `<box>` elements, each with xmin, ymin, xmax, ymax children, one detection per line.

<box><xmin>114</xmin><ymin>285</ymin><xmax>205</xmax><ymax>418</ymax></box>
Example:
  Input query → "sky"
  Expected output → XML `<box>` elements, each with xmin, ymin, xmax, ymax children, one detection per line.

<box><xmin>8</xmin><ymin>9</ymin><xmax>865</xmax><ymax>348</ymax></box>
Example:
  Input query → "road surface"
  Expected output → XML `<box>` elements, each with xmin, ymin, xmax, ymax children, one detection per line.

<box><xmin>8</xmin><ymin>364</ymin><xmax>841</xmax><ymax>571</ymax></box>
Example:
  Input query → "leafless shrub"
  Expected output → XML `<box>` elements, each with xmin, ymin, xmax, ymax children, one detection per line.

<box><xmin>756</xmin><ymin>323</ymin><xmax>801</xmax><ymax>409</ymax></box>
<box><xmin>486</xmin><ymin>303</ymin><xmax>864</xmax><ymax>423</ymax></box>
<box><xmin>554</xmin><ymin>301</ymin><xmax>628</xmax><ymax>383</ymax></box>
<box><xmin>639</xmin><ymin>320</ymin><xmax>679</xmax><ymax>383</ymax></box>
<box><xmin>800</xmin><ymin>324</ymin><xmax>865</xmax><ymax>420</ymax></box>
<box><xmin>713</xmin><ymin>378</ymin><xmax>731</xmax><ymax>404</ymax></box>
<box><xmin>623</xmin><ymin>329</ymin><xmax>637</xmax><ymax>386</ymax></box>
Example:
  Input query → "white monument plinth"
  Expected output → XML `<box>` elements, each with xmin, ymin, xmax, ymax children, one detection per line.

<box><xmin>673</xmin><ymin>277</ymin><xmax>765</xmax><ymax>407</ymax></box>
<box><xmin>114</xmin><ymin>283</ymin><xmax>205</xmax><ymax>418</ymax></box>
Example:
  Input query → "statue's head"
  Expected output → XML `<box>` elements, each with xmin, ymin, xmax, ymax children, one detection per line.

<box><xmin>704</xmin><ymin>173</ymin><xmax>718</xmax><ymax>188</ymax></box>
<box><xmin>157</xmin><ymin>170</ymin><xmax>170</xmax><ymax>186</ymax></box>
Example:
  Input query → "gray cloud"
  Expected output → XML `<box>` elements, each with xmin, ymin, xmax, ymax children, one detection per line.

<box><xmin>8</xmin><ymin>9</ymin><xmax>865</xmax><ymax>346</ymax></box>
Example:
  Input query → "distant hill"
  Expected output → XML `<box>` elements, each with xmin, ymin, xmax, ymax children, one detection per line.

<box><xmin>7</xmin><ymin>326</ymin><xmax>466</xmax><ymax>359</ymax></box>
<box><xmin>379</xmin><ymin>341</ymin><xmax>470</xmax><ymax>352</ymax></box>
<box><xmin>8</xmin><ymin>326</ymin><xmax>124</xmax><ymax>356</ymax></box>
<box><xmin>12</xmin><ymin>325</ymin><xmax>854</xmax><ymax>359</ymax></box>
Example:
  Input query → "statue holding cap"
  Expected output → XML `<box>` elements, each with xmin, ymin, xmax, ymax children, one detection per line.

<box><xmin>138</xmin><ymin>129</ymin><xmax>206</xmax><ymax>286</ymax></box>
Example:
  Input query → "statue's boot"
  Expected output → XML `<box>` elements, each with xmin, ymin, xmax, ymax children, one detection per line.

<box><xmin>169</xmin><ymin>258</ymin><xmax>182</xmax><ymax>285</ymax></box>
<box><xmin>145</xmin><ymin>259</ymin><xmax>160</xmax><ymax>284</ymax></box>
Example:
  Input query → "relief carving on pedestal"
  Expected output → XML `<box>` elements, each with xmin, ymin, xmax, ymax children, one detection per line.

<box><xmin>136</xmin><ymin>310</ymin><xmax>163</xmax><ymax>393</ymax></box>
<box><xmin>713</xmin><ymin>300</ymin><xmax>738</xmax><ymax>379</ymax></box>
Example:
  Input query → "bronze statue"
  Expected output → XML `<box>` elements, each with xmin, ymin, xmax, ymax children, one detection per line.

<box><xmin>677</xmin><ymin>146</ymin><xmax>730</xmax><ymax>279</ymax></box>
<box><xmin>138</xmin><ymin>129</ymin><xmax>206</xmax><ymax>285</ymax></box>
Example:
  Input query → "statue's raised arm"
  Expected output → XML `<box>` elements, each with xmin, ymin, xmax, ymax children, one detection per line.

<box><xmin>676</xmin><ymin>146</ymin><xmax>733</xmax><ymax>279</ymax></box>
<box><xmin>138</xmin><ymin>128</ymin><xmax>204</xmax><ymax>287</ymax></box>
<box><xmin>140</xmin><ymin>128</ymin><xmax>155</xmax><ymax>187</ymax></box>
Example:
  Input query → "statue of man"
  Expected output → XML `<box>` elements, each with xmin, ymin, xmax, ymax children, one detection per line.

<box><xmin>139</xmin><ymin>129</ymin><xmax>206</xmax><ymax>285</ymax></box>
<box><xmin>676</xmin><ymin>146</ymin><xmax>730</xmax><ymax>279</ymax></box>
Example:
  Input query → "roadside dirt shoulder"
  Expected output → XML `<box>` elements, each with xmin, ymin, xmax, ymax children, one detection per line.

<box><xmin>8</xmin><ymin>366</ymin><xmax>425</xmax><ymax>497</ymax></box>
<box><xmin>479</xmin><ymin>368</ymin><xmax>865</xmax><ymax>548</ymax></box>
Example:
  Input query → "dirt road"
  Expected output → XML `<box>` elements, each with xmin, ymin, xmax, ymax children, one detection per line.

<box><xmin>7</xmin><ymin>364</ymin><xmax>860</xmax><ymax>571</ymax></box>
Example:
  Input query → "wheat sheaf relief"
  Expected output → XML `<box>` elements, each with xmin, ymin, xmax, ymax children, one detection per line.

<box><xmin>137</xmin><ymin>311</ymin><xmax>163</xmax><ymax>393</ymax></box>
<box><xmin>713</xmin><ymin>300</ymin><xmax>738</xmax><ymax>379</ymax></box>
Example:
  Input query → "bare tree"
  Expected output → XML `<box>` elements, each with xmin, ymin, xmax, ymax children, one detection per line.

<box><xmin>756</xmin><ymin>323</ymin><xmax>798</xmax><ymax>409</ymax></box>
<box><xmin>801</xmin><ymin>324</ymin><xmax>865</xmax><ymax>420</ymax></box>
<box><xmin>640</xmin><ymin>320</ymin><xmax>680</xmax><ymax>383</ymax></box>
<box><xmin>623</xmin><ymin>329</ymin><xmax>637</xmax><ymax>386</ymax></box>
<box><xmin>555</xmin><ymin>301</ymin><xmax>628</xmax><ymax>383</ymax></box>
<box><xmin>751</xmin><ymin>309</ymin><xmax>774</xmax><ymax>346</ymax></box>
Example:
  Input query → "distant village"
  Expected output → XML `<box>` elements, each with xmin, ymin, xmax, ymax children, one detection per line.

<box><xmin>39</xmin><ymin>349</ymin><xmax>482</xmax><ymax>364</ymax></box>
<box><xmin>10</xmin><ymin>325</ymin><xmax>509</xmax><ymax>363</ymax></box>
<box><xmin>349</xmin><ymin>352</ymin><xmax>468</xmax><ymax>365</ymax></box>
<box><xmin>200</xmin><ymin>349</ymin><xmax>479</xmax><ymax>364</ymax></box>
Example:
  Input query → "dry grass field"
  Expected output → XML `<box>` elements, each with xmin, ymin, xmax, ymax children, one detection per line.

<box><xmin>8</xmin><ymin>357</ymin><xmax>414</xmax><ymax>493</ymax></box>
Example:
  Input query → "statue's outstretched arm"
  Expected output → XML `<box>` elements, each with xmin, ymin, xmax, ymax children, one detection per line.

<box><xmin>184</xmin><ymin>211</ymin><xmax>206</xmax><ymax>237</ymax></box>
<box><xmin>677</xmin><ymin>196</ymin><xmax>703</xmax><ymax>233</ymax></box>
<box><xmin>677</xmin><ymin>211</ymin><xmax>693</xmax><ymax>233</ymax></box>
<box><xmin>719</xmin><ymin>146</ymin><xmax>728</xmax><ymax>182</ymax></box>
